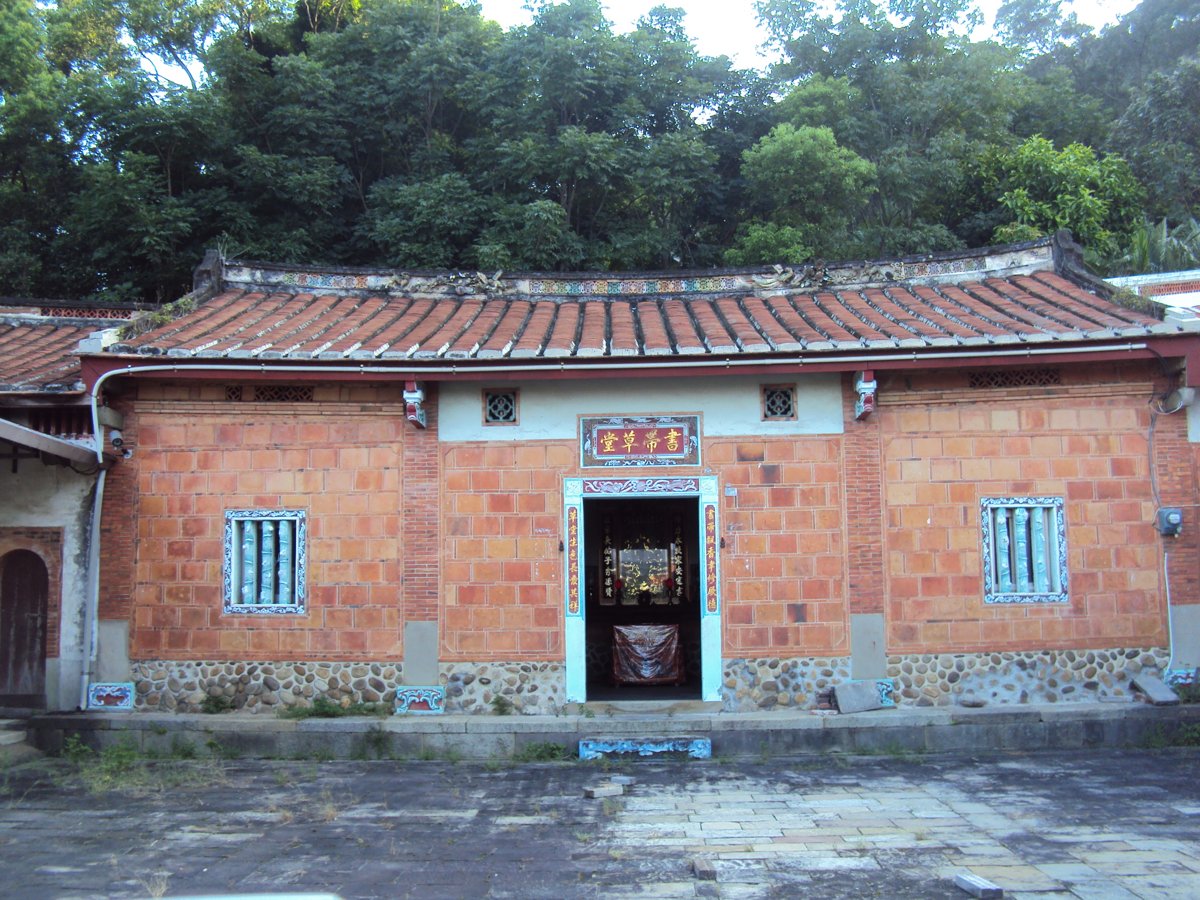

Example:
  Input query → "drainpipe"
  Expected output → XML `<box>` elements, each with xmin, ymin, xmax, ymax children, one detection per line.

<box><xmin>79</xmin><ymin>467</ymin><xmax>107</xmax><ymax>711</ymax></box>
<box><xmin>86</xmin><ymin>341</ymin><xmax>1156</xmax><ymax>459</ymax></box>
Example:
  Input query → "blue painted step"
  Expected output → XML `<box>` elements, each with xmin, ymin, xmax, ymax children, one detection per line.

<box><xmin>578</xmin><ymin>736</ymin><xmax>712</xmax><ymax>760</ymax></box>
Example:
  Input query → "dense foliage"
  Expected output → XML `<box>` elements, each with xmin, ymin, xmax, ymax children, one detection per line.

<box><xmin>1</xmin><ymin>0</ymin><xmax>1197</xmax><ymax>303</ymax></box>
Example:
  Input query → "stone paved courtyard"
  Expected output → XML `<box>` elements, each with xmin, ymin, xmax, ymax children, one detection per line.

<box><xmin>1</xmin><ymin>748</ymin><xmax>1198</xmax><ymax>898</ymax></box>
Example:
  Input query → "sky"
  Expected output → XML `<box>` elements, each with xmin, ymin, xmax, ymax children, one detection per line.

<box><xmin>475</xmin><ymin>0</ymin><xmax>1142</xmax><ymax>70</ymax></box>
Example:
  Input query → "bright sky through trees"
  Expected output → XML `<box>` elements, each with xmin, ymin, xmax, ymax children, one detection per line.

<box><xmin>477</xmin><ymin>0</ymin><xmax>1140</xmax><ymax>69</ymax></box>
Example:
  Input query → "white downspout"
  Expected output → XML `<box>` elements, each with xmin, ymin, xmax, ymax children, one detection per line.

<box><xmin>86</xmin><ymin>341</ymin><xmax>1156</xmax><ymax>460</ymax></box>
<box><xmin>79</xmin><ymin>467</ymin><xmax>106</xmax><ymax>711</ymax></box>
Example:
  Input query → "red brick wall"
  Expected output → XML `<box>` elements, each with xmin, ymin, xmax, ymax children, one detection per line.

<box><xmin>121</xmin><ymin>384</ymin><xmax>409</xmax><ymax>662</ymax></box>
<box><xmin>99</xmin><ymin>396</ymin><xmax>137</xmax><ymax>620</ymax></box>
<box><xmin>0</xmin><ymin>528</ymin><xmax>63</xmax><ymax>659</ymax></box>
<box><xmin>880</xmin><ymin>369</ymin><xmax>1189</xmax><ymax>653</ymax></box>
<box><xmin>109</xmin><ymin>363</ymin><xmax>1191</xmax><ymax>669</ymax></box>
<box><xmin>441</xmin><ymin>442</ymin><xmax>567</xmax><ymax>660</ymax></box>
<box><xmin>714</xmin><ymin>438</ymin><xmax>848</xmax><ymax>656</ymax></box>
<box><xmin>401</xmin><ymin>389</ymin><xmax>440</xmax><ymax>622</ymax></box>
<box><xmin>843</xmin><ymin>381</ymin><xmax>885</xmax><ymax>616</ymax></box>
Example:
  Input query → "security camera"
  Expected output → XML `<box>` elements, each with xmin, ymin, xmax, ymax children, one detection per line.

<box><xmin>109</xmin><ymin>429</ymin><xmax>124</xmax><ymax>449</ymax></box>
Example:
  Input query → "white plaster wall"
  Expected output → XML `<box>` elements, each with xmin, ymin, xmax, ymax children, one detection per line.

<box><xmin>0</xmin><ymin>462</ymin><xmax>97</xmax><ymax>710</ymax></box>
<box><xmin>439</xmin><ymin>373</ymin><xmax>844</xmax><ymax>442</ymax></box>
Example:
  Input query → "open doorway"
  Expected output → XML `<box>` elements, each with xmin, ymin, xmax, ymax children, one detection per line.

<box><xmin>0</xmin><ymin>549</ymin><xmax>49</xmax><ymax>707</ymax></box>
<box><xmin>583</xmin><ymin>497</ymin><xmax>701</xmax><ymax>699</ymax></box>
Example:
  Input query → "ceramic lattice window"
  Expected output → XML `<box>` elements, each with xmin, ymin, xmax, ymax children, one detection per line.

<box><xmin>223</xmin><ymin>510</ymin><xmax>307</xmax><ymax>614</ymax></box>
<box><xmin>762</xmin><ymin>385</ymin><xmax>796</xmax><ymax>420</ymax></box>
<box><xmin>981</xmin><ymin>498</ymin><xmax>1068</xmax><ymax>604</ymax></box>
<box><xmin>253</xmin><ymin>385</ymin><xmax>314</xmax><ymax>403</ymax></box>
<box><xmin>484</xmin><ymin>389</ymin><xmax>518</xmax><ymax>425</ymax></box>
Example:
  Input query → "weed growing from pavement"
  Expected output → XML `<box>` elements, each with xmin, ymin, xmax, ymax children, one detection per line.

<box><xmin>1143</xmin><ymin>722</ymin><xmax>1200</xmax><ymax>747</ymax></box>
<box><xmin>277</xmin><ymin>697</ymin><xmax>391</xmax><ymax>720</ymax></box>
<box><xmin>350</xmin><ymin>725</ymin><xmax>394</xmax><ymax>760</ymax></box>
<box><xmin>55</xmin><ymin>733</ymin><xmax>228</xmax><ymax>795</ymax></box>
<box><xmin>1175</xmin><ymin>683</ymin><xmax>1200</xmax><ymax>704</ymax></box>
<box><xmin>513</xmin><ymin>742</ymin><xmax>571</xmax><ymax>762</ymax></box>
<box><xmin>200</xmin><ymin>694</ymin><xmax>234</xmax><ymax>714</ymax></box>
<box><xmin>316</xmin><ymin>788</ymin><xmax>340</xmax><ymax>822</ymax></box>
<box><xmin>205</xmin><ymin>737</ymin><xmax>241</xmax><ymax>760</ymax></box>
<box><xmin>136</xmin><ymin>872</ymin><xmax>170</xmax><ymax>898</ymax></box>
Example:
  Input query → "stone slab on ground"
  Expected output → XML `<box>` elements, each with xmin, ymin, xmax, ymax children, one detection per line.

<box><xmin>692</xmin><ymin>857</ymin><xmax>717</xmax><ymax>881</ymax></box>
<box><xmin>833</xmin><ymin>680</ymin><xmax>888</xmax><ymax>714</ymax></box>
<box><xmin>584</xmin><ymin>783</ymin><xmax>624</xmax><ymax>798</ymax></box>
<box><xmin>954</xmin><ymin>871</ymin><xmax>1003</xmax><ymax>897</ymax></box>
<box><xmin>1131</xmin><ymin>673</ymin><xmax>1179</xmax><ymax>705</ymax></box>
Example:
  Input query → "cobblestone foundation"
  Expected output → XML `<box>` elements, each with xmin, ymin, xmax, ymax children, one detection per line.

<box><xmin>131</xmin><ymin>661</ymin><xmax>403</xmax><ymax>713</ymax></box>
<box><xmin>441</xmin><ymin>662</ymin><xmax>565</xmax><ymax>715</ymax></box>
<box><xmin>722</xmin><ymin>657</ymin><xmax>852</xmax><ymax>711</ymax></box>
<box><xmin>131</xmin><ymin>660</ymin><xmax>566</xmax><ymax>714</ymax></box>
<box><xmin>888</xmin><ymin>647</ymin><xmax>1170</xmax><ymax>706</ymax></box>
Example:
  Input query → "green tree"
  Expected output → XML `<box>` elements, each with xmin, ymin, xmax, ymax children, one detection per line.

<box><xmin>978</xmin><ymin>136</ymin><xmax>1144</xmax><ymax>262</ymax></box>
<box><xmin>728</xmin><ymin>123</ymin><xmax>876</xmax><ymax>262</ymax></box>
<box><xmin>1111</xmin><ymin>57</ymin><xmax>1200</xmax><ymax>222</ymax></box>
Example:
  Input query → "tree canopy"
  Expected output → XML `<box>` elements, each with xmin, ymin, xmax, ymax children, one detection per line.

<box><xmin>1</xmin><ymin>0</ymin><xmax>1197</xmax><ymax>303</ymax></box>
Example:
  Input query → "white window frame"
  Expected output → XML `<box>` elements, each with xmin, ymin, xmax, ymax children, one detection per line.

<box><xmin>223</xmin><ymin>509</ymin><xmax>307</xmax><ymax>614</ymax></box>
<box><xmin>981</xmin><ymin>497</ymin><xmax>1068</xmax><ymax>604</ymax></box>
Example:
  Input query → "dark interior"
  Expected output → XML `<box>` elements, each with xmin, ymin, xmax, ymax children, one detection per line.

<box><xmin>583</xmin><ymin>497</ymin><xmax>701</xmax><ymax>700</ymax></box>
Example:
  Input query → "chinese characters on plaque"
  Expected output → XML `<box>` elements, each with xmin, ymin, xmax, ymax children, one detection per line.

<box><xmin>581</xmin><ymin>416</ymin><xmax>701</xmax><ymax>467</ymax></box>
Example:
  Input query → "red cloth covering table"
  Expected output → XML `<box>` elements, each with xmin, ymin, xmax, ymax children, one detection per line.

<box><xmin>612</xmin><ymin>623</ymin><xmax>685</xmax><ymax>685</ymax></box>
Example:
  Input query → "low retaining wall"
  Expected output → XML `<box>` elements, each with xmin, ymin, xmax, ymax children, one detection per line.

<box><xmin>30</xmin><ymin>702</ymin><xmax>1200</xmax><ymax>761</ymax></box>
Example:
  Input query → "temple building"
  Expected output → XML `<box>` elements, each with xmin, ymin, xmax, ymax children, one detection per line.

<box><xmin>4</xmin><ymin>233</ymin><xmax>1200</xmax><ymax>713</ymax></box>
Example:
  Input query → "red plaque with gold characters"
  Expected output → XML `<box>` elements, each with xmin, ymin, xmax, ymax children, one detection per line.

<box><xmin>581</xmin><ymin>416</ymin><xmax>700</xmax><ymax>467</ymax></box>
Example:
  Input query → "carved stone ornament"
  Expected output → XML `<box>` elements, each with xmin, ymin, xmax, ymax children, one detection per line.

<box><xmin>752</xmin><ymin>263</ymin><xmax>831</xmax><ymax>291</ymax></box>
<box><xmin>427</xmin><ymin>271</ymin><xmax>510</xmax><ymax>296</ymax></box>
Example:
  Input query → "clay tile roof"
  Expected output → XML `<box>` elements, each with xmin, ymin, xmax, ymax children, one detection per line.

<box><xmin>101</xmin><ymin>239</ymin><xmax>1197</xmax><ymax>369</ymax></box>
<box><xmin>0</xmin><ymin>307</ymin><xmax>132</xmax><ymax>393</ymax></box>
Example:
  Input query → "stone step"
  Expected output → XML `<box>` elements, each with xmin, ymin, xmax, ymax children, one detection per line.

<box><xmin>566</xmin><ymin>699</ymin><xmax>722</xmax><ymax>717</ymax></box>
<box><xmin>0</xmin><ymin>729</ymin><xmax>27</xmax><ymax>746</ymax></box>
<box><xmin>0</xmin><ymin>718</ymin><xmax>29</xmax><ymax>731</ymax></box>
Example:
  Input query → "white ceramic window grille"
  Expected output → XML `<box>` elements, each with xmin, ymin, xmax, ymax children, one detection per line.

<box><xmin>484</xmin><ymin>390</ymin><xmax>518</xmax><ymax>424</ymax></box>
<box><xmin>223</xmin><ymin>510</ymin><xmax>307</xmax><ymax>614</ymax></box>
<box><xmin>762</xmin><ymin>385</ymin><xmax>796</xmax><ymax>420</ymax></box>
<box><xmin>981</xmin><ymin>497</ymin><xmax>1068</xmax><ymax>604</ymax></box>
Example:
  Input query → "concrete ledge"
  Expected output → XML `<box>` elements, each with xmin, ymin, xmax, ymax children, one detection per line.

<box><xmin>28</xmin><ymin>702</ymin><xmax>1200</xmax><ymax>761</ymax></box>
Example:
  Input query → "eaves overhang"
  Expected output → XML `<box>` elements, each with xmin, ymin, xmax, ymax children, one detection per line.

<box><xmin>79</xmin><ymin>331</ymin><xmax>1200</xmax><ymax>390</ymax></box>
<box><xmin>0</xmin><ymin>418</ymin><xmax>112</xmax><ymax>467</ymax></box>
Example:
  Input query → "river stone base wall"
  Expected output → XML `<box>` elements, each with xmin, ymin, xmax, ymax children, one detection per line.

<box><xmin>889</xmin><ymin>647</ymin><xmax>1170</xmax><ymax>706</ymax></box>
<box><xmin>131</xmin><ymin>648</ymin><xmax>1167</xmax><ymax>713</ymax></box>
<box><xmin>442</xmin><ymin>662</ymin><xmax>565</xmax><ymax>715</ymax></box>
<box><xmin>131</xmin><ymin>661</ymin><xmax>404</xmax><ymax>712</ymax></box>
<box><xmin>131</xmin><ymin>659</ymin><xmax>566</xmax><ymax>715</ymax></box>
<box><xmin>722</xmin><ymin>647</ymin><xmax>1169</xmax><ymax>711</ymax></box>
<box><xmin>722</xmin><ymin>657</ymin><xmax>853</xmax><ymax>711</ymax></box>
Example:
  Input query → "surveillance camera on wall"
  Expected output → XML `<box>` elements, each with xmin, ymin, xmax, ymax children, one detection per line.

<box><xmin>109</xmin><ymin>429</ymin><xmax>124</xmax><ymax>449</ymax></box>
